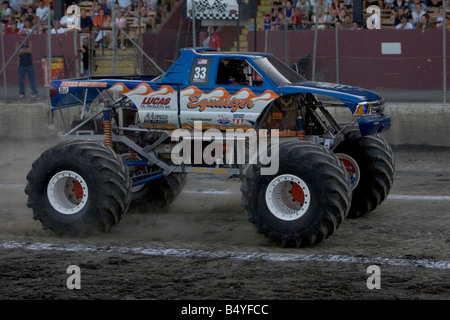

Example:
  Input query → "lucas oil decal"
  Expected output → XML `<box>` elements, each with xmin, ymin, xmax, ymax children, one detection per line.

<box><xmin>182</xmin><ymin>86</ymin><xmax>278</xmax><ymax>113</ymax></box>
<box><xmin>141</xmin><ymin>97</ymin><xmax>171</xmax><ymax>109</ymax></box>
<box><xmin>109</xmin><ymin>83</ymin><xmax>176</xmax><ymax>110</ymax></box>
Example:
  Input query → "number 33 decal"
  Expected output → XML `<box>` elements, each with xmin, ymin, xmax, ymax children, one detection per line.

<box><xmin>194</xmin><ymin>67</ymin><xmax>206</xmax><ymax>79</ymax></box>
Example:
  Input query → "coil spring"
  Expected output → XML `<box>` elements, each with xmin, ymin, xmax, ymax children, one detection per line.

<box><xmin>104</xmin><ymin>120</ymin><xmax>113</xmax><ymax>147</ymax></box>
<box><xmin>296</xmin><ymin>114</ymin><xmax>306</xmax><ymax>141</ymax></box>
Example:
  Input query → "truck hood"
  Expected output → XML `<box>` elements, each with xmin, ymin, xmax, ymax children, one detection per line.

<box><xmin>280</xmin><ymin>81</ymin><xmax>382</xmax><ymax>110</ymax></box>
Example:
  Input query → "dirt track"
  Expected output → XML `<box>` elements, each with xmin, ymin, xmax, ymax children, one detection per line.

<box><xmin>0</xmin><ymin>138</ymin><xmax>449</xmax><ymax>303</ymax></box>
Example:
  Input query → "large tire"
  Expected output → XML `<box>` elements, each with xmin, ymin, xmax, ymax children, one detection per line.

<box><xmin>120</xmin><ymin>153</ymin><xmax>186</xmax><ymax>210</ymax></box>
<box><xmin>130</xmin><ymin>173</ymin><xmax>187</xmax><ymax>210</ymax></box>
<box><xmin>25</xmin><ymin>140</ymin><xmax>132</xmax><ymax>236</ymax></box>
<box><xmin>334</xmin><ymin>132</ymin><xmax>395</xmax><ymax>218</ymax></box>
<box><xmin>241</xmin><ymin>140</ymin><xmax>352</xmax><ymax>248</ymax></box>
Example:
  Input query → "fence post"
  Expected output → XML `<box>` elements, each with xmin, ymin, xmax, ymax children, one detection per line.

<box><xmin>443</xmin><ymin>2</ymin><xmax>447</xmax><ymax>104</ymax></box>
<box><xmin>47</xmin><ymin>3</ymin><xmax>52</xmax><ymax>87</ymax></box>
<box><xmin>335</xmin><ymin>24</ymin><xmax>339</xmax><ymax>84</ymax></box>
<box><xmin>312</xmin><ymin>3</ymin><xmax>318</xmax><ymax>82</ymax></box>
<box><xmin>1</xmin><ymin>28</ymin><xmax>7</xmax><ymax>101</ymax></box>
<box><xmin>264</xmin><ymin>29</ymin><xmax>268</xmax><ymax>53</ymax></box>
<box><xmin>192</xmin><ymin>0</ymin><xmax>197</xmax><ymax>47</ymax></box>
<box><xmin>112</xmin><ymin>5</ymin><xmax>117</xmax><ymax>75</ymax></box>
<box><xmin>284</xmin><ymin>16</ymin><xmax>288</xmax><ymax>64</ymax></box>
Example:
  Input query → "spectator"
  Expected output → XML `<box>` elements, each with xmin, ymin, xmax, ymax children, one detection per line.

<box><xmin>416</xmin><ymin>13</ymin><xmax>434</xmax><ymax>28</ymax></box>
<box><xmin>0</xmin><ymin>22</ymin><xmax>6</xmax><ymax>35</ymax></box>
<box><xmin>19</xmin><ymin>0</ymin><xmax>35</xmax><ymax>14</ymax></box>
<box><xmin>351</xmin><ymin>21</ymin><xmax>361</xmax><ymax>29</ymax></box>
<box><xmin>337</xmin><ymin>7</ymin><xmax>347</xmax><ymax>21</ymax></box>
<box><xmin>203</xmin><ymin>26</ymin><xmax>221</xmax><ymax>51</ymax></box>
<box><xmin>100</xmin><ymin>0</ymin><xmax>111</xmax><ymax>16</ymax></box>
<box><xmin>395</xmin><ymin>14</ymin><xmax>414</xmax><ymax>28</ymax></box>
<box><xmin>106</xmin><ymin>9</ymin><xmax>126</xmax><ymax>49</ymax></box>
<box><xmin>5</xmin><ymin>15</ymin><xmax>15</xmax><ymax>30</ymax></box>
<box><xmin>6</xmin><ymin>20</ymin><xmax>19</xmax><ymax>33</ymax></box>
<box><xmin>274</xmin><ymin>11</ymin><xmax>286</xmax><ymax>29</ymax></box>
<box><xmin>295</xmin><ymin>0</ymin><xmax>311</xmax><ymax>19</ymax></box>
<box><xmin>431</xmin><ymin>7</ymin><xmax>444</xmax><ymax>28</ymax></box>
<box><xmin>262</xmin><ymin>13</ymin><xmax>271</xmax><ymax>30</ymax></box>
<box><xmin>25</xmin><ymin>6</ymin><xmax>37</xmax><ymax>24</ymax></box>
<box><xmin>79</xmin><ymin>37</ymin><xmax>95</xmax><ymax>76</ymax></box>
<box><xmin>329</xmin><ymin>0</ymin><xmax>343</xmax><ymax>17</ymax></box>
<box><xmin>35</xmin><ymin>0</ymin><xmax>49</xmax><ymax>24</ymax></box>
<box><xmin>93</xmin><ymin>8</ymin><xmax>107</xmax><ymax>28</ymax></box>
<box><xmin>411</xmin><ymin>2</ymin><xmax>426</xmax><ymax>24</ymax></box>
<box><xmin>60</xmin><ymin>11</ymin><xmax>71</xmax><ymax>27</ymax></box>
<box><xmin>383</xmin><ymin>0</ymin><xmax>394</xmax><ymax>10</ymax></box>
<box><xmin>1</xmin><ymin>2</ymin><xmax>12</xmax><ymax>18</ymax></box>
<box><xmin>311</xmin><ymin>7</ymin><xmax>333</xmax><ymax>29</ymax></box>
<box><xmin>36</xmin><ymin>22</ymin><xmax>45</xmax><ymax>33</ymax></box>
<box><xmin>408</xmin><ymin>0</ymin><xmax>426</xmax><ymax>11</ymax></box>
<box><xmin>20</xmin><ymin>18</ymin><xmax>34</xmax><ymax>34</ymax></box>
<box><xmin>91</xmin><ymin>0</ymin><xmax>100</xmax><ymax>18</ymax></box>
<box><xmin>391</xmin><ymin>0</ymin><xmax>408</xmax><ymax>13</ymax></box>
<box><xmin>313</xmin><ymin>0</ymin><xmax>329</xmax><ymax>14</ymax></box>
<box><xmin>9</xmin><ymin>0</ymin><xmax>21</xmax><ymax>15</ymax></box>
<box><xmin>289</xmin><ymin>7</ymin><xmax>303</xmax><ymax>28</ymax></box>
<box><xmin>134</xmin><ymin>4</ymin><xmax>153</xmax><ymax>28</ymax></box>
<box><xmin>341</xmin><ymin>12</ymin><xmax>353</xmax><ymax>28</ymax></box>
<box><xmin>51</xmin><ymin>20</ymin><xmax>68</xmax><ymax>33</ymax></box>
<box><xmin>118</xmin><ymin>0</ymin><xmax>132</xmax><ymax>10</ymax></box>
<box><xmin>80</xmin><ymin>9</ymin><xmax>93</xmax><ymax>32</ymax></box>
<box><xmin>272</xmin><ymin>1</ymin><xmax>283</xmax><ymax>16</ymax></box>
<box><xmin>393</xmin><ymin>6</ymin><xmax>405</xmax><ymax>25</ymax></box>
<box><xmin>296</xmin><ymin>15</ymin><xmax>312</xmax><ymax>29</ymax></box>
<box><xmin>17</xmin><ymin>13</ymin><xmax>26</xmax><ymax>29</ymax></box>
<box><xmin>94</xmin><ymin>10</ymin><xmax>110</xmax><ymax>47</ymax></box>
<box><xmin>285</xmin><ymin>0</ymin><xmax>294</xmax><ymax>20</ymax></box>
<box><xmin>16</xmin><ymin>31</ymin><xmax>38</xmax><ymax>98</ymax></box>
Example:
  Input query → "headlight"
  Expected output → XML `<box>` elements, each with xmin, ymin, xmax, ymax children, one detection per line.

<box><xmin>354</xmin><ymin>101</ymin><xmax>384</xmax><ymax>116</ymax></box>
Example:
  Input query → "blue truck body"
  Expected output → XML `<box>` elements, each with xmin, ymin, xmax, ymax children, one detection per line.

<box><xmin>50</xmin><ymin>48</ymin><xmax>390</xmax><ymax>137</ymax></box>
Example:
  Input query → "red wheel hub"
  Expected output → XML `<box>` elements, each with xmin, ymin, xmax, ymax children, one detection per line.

<box><xmin>291</xmin><ymin>183</ymin><xmax>305</xmax><ymax>203</ymax></box>
<box><xmin>72</xmin><ymin>180</ymin><xmax>84</xmax><ymax>199</ymax></box>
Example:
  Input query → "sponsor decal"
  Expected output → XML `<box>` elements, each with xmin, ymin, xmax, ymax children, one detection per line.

<box><xmin>141</xmin><ymin>97</ymin><xmax>172</xmax><ymax>109</ymax></box>
<box><xmin>232</xmin><ymin>113</ymin><xmax>244</xmax><ymax>124</ymax></box>
<box><xmin>58</xmin><ymin>86</ymin><xmax>69</xmax><ymax>94</ymax></box>
<box><xmin>60</xmin><ymin>81</ymin><xmax>107</xmax><ymax>88</ymax></box>
<box><xmin>182</xmin><ymin>87</ymin><xmax>279</xmax><ymax>113</ymax></box>
<box><xmin>217</xmin><ymin>114</ymin><xmax>231</xmax><ymax>125</ymax></box>
<box><xmin>143</xmin><ymin>112</ymin><xmax>169</xmax><ymax>125</ymax></box>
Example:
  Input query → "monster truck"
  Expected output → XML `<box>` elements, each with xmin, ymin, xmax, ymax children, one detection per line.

<box><xmin>25</xmin><ymin>48</ymin><xmax>395</xmax><ymax>247</ymax></box>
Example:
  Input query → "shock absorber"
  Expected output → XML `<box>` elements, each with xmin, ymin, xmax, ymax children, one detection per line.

<box><xmin>103</xmin><ymin>102</ymin><xmax>113</xmax><ymax>147</ymax></box>
<box><xmin>296</xmin><ymin>109</ymin><xmax>306</xmax><ymax>141</ymax></box>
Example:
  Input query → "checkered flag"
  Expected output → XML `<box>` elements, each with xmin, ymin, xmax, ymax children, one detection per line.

<box><xmin>195</xmin><ymin>0</ymin><xmax>210</xmax><ymax>13</ymax></box>
<box><xmin>211</xmin><ymin>0</ymin><xmax>227</xmax><ymax>13</ymax></box>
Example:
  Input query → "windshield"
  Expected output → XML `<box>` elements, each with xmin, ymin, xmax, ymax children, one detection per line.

<box><xmin>254</xmin><ymin>56</ymin><xmax>307</xmax><ymax>86</ymax></box>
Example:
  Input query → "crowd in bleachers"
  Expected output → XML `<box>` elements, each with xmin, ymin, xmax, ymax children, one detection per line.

<box><xmin>263</xmin><ymin>0</ymin><xmax>450</xmax><ymax>30</ymax></box>
<box><xmin>0</xmin><ymin>0</ymin><xmax>173</xmax><ymax>40</ymax></box>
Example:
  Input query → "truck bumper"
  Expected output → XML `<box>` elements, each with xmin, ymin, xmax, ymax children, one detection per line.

<box><xmin>357</xmin><ymin>115</ymin><xmax>391</xmax><ymax>136</ymax></box>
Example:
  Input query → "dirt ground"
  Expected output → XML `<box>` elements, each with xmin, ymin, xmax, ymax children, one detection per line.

<box><xmin>0</xmin><ymin>138</ymin><xmax>449</xmax><ymax>305</ymax></box>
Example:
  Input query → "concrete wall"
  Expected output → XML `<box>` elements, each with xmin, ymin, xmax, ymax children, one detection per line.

<box><xmin>1</xmin><ymin>101</ymin><xmax>449</xmax><ymax>147</ymax></box>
